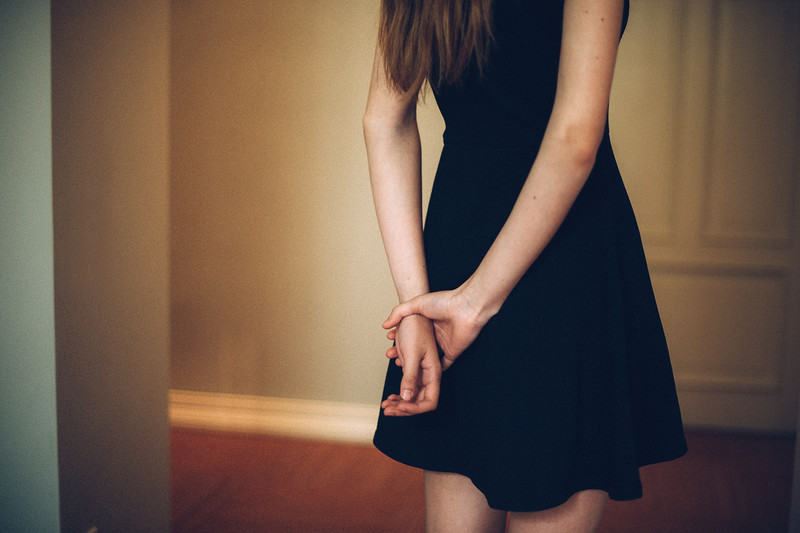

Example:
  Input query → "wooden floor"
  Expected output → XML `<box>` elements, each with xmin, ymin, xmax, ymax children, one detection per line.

<box><xmin>171</xmin><ymin>428</ymin><xmax>795</xmax><ymax>533</ymax></box>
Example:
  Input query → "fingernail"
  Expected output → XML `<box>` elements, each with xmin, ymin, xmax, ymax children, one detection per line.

<box><xmin>401</xmin><ymin>390</ymin><xmax>412</xmax><ymax>401</ymax></box>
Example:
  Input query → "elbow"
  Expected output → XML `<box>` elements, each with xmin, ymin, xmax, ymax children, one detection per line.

<box><xmin>362</xmin><ymin>111</ymin><xmax>383</xmax><ymax>141</ymax></box>
<box><xmin>363</xmin><ymin>104</ymin><xmax>416</xmax><ymax>143</ymax></box>
<box><xmin>363</xmin><ymin>113</ymin><xmax>386</xmax><ymax>151</ymax></box>
<box><xmin>550</xmin><ymin>122</ymin><xmax>604</xmax><ymax>173</ymax></box>
<box><xmin>573</xmin><ymin>140</ymin><xmax>599</xmax><ymax>174</ymax></box>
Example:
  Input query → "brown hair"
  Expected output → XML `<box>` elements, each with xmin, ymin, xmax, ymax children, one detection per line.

<box><xmin>379</xmin><ymin>0</ymin><xmax>494</xmax><ymax>96</ymax></box>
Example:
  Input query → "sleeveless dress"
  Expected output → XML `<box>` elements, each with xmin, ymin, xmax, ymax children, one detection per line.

<box><xmin>373</xmin><ymin>0</ymin><xmax>687</xmax><ymax>512</ymax></box>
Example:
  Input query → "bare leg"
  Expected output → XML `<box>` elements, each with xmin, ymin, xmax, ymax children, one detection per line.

<box><xmin>424</xmin><ymin>470</ymin><xmax>507</xmax><ymax>533</ymax></box>
<box><xmin>507</xmin><ymin>490</ymin><xmax>608</xmax><ymax>533</ymax></box>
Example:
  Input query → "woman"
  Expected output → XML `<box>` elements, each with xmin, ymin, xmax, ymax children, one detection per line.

<box><xmin>363</xmin><ymin>0</ymin><xmax>687</xmax><ymax>531</ymax></box>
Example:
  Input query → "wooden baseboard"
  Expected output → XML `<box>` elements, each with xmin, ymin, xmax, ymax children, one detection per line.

<box><xmin>169</xmin><ymin>389</ymin><xmax>378</xmax><ymax>444</ymax></box>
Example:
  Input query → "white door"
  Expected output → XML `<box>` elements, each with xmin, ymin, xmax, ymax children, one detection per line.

<box><xmin>610</xmin><ymin>0</ymin><xmax>800</xmax><ymax>432</ymax></box>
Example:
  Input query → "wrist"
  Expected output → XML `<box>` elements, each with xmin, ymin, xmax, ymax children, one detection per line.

<box><xmin>396</xmin><ymin>283</ymin><xmax>429</xmax><ymax>304</ymax></box>
<box><xmin>400</xmin><ymin>313</ymin><xmax>431</xmax><ymax>326</ymax></box>
<box><xmin>396</xmin><ymin>313</ymin><xmax>435</xmax><ymax>338</ymax></box>
<box><xmin>460</xmin><ymin>274</ymin><xmax>505</xmax><ymax>326</ymax></box>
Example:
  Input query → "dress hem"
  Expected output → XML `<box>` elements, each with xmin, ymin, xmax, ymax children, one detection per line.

<box><xmin>373</xmin><ymin>430</ymin><xmax>688</xmax><ymax>513</ymax></box>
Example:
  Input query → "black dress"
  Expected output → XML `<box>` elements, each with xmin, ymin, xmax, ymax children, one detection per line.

<box><xmin>373</xmin><ymin>0</ymin><xmax>687</xmax><ymax>512</ymax></box>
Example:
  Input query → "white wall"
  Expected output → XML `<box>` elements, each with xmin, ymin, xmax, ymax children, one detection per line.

<box><xmin>0</xmin><ymin>2</ymin><xmax>61</xmax><ymax>530</ymax></box>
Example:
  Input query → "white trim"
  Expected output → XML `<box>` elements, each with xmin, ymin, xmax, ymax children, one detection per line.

<box><xmin>169</xmin><ymin>389</ymin><xmax>378</xmax><ymax>444</ymax></box>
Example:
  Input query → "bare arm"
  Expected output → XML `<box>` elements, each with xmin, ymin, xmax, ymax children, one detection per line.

<box><xmin>384</xmin><ymin>0</ymin><xmax>626</xmax><ymax>360</ymax></box>
<box><xmin>365</xmin><ymin>46</ymin><xmax>441</xmax><ymax>414</ymax></box>
<box><xmin>463</xmin><ymin>0</ymin><xmax>625</xmax><ymax>318</ymax></box>
<box><xmin>364</xmin><ymin>47</ymin><xmax>430</xmax><ymax>303</ymax></box>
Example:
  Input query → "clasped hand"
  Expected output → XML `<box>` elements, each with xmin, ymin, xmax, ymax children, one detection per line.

<box><xmin>380</xmin><ymin>287</ymin><xmax>487</xmax><ymax>416</ymax></box>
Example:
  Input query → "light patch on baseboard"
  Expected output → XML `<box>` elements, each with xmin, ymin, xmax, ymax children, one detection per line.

<box><xmin>169</xmin><ymin>389</ymin><xmax>379</xmax><ymax>444</ymax></box>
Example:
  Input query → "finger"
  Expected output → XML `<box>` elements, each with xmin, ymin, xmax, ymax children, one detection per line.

<box><xmin>382</xmin><ymin>300</ymin><xmax>419</xmax><ymax>329</ymax></box>
<box><xmin>381</xmin><ymin>364</ymin><xmax>441</xmax><ymax>415</ymax></box>
<box><xmin>382</xmin><ymin>394</ymin><xmax>438</xmax><ymax>416</ymax></box>
<box><xmin>381</xmin><ymin>394</ymin><xmax>403</xmax><ymax>407</ymax></box>
<box><xmin>382</xmin><ymin>398</ymin><xmax>423</xmax><ymax>415</ymax></box>
<box><xmin>428</xmin><ymin>370</ymin><xmax>441</xmax><ymax>398</ymax></box>
<box><xmin>387</xmin><ymin>344</ymin><xmax>405</xmax><ymax>367</ymax></box>
<box><xmin>419</xmin><ymin>367</ymin><xmax>440</xmax><ymax>409</ymax></box>
<box><xmin>386</xmin><ymin>328</ymin><xmax>397</xmax><ymax>341</ymax></box>
<box><xmin>399</xmin><ymin>362</ymin><xmax>420</xmax><ymax>402</ymax></box>
<box><xmin>381</xmin><ymin>394</ymin><xmax>408</xmax><ymax>410</ymax></box>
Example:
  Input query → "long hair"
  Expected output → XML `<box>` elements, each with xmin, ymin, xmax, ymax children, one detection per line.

<box><xmin>379</xmin><ymin>0</ymin><xmax>494</xmax><ymax>96</ymax></box>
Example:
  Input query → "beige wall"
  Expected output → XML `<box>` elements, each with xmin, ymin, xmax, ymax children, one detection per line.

<box><xmin>169</xmin><ymin>0</ymin><xmax>799</xmax><ymax>434</ymax></box>
<box><xmin>170</xmin><ymin>0</ymin><xmax>444</xmax><ymax>404</ymax></box>
<box><xmin>52</xmin><ymin>0</ymin><xmax>171</xmax><ymax>530</ymax></box>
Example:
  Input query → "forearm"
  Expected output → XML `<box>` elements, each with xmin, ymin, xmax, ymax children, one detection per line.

<box><xmin>462</xmin><ymin>0</ymin><xmax>624</xmax><ymax>322</ymax></box>
<box><xmin>365</xmin><ymin>114</ymin><xmax>430</xmax><ymax>303</ymax></box>
<box><xmin>463</xmin><ymin>127</ymin><xmax>599</xmax><ymax>321</ymax></box>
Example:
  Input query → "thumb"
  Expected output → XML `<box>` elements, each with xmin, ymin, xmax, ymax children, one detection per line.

<box><xmin>399</xmin><ymin>362</ymin><xmax>419</xmax><ymax>401</ymax></box>
<box><xmin>441</xmin><ymin>351</ymin><xmax>458</xmax><ymax>371</ymax></box>
<box><xmin>382</xmin><ymin>300</ymin><xmax>419</xmax><ymax>329</ymax></box>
